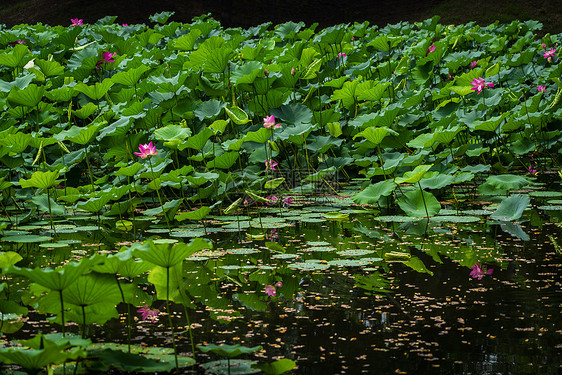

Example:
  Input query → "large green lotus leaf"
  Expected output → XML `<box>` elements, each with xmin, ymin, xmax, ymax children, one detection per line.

<box><xmin>97</xmin><ymin>117</ymin><xmax>133</xmax><ymax>140</ymax></box>
<box><xmin>197</xmin><ymin>344</ymin><xmax>263</xmax><ymax>359</ymax></box>
<box><xmin>31</xmin><ymin>194</ymin><xmax>66</xmax><ymax>216</ymax></box>
<box><xmin>225</xmin><ymin>106</ymin><xmax>251</xmax><ymax>125</ymax></box>
<box><xmin>63</xmin><ymin>273</ymin><xmax>120</xmax><ymax>307</ymax></box>
<box><xmin>90</xmin><ymin>348</ymin><xmax>192</xmax><ymax>372</ymax></box>
<box><xmin>0</xmin><ymin>74</ymin><xmax>33</xmax><ymax>93</ymax></box>
<box><xmin>302</xmin><ymin>58</ymin><xmax>321</xmax><ymax>79</ymax></box>
<box><xmin>404</xmin><ymin>256</ymin><xmax>434</xmax><ymax>275</ymax></box>
<box><xmin>74</xmin><ymin>78</ymin><xmax>114</xmax><ymax>101</ymax></box>
<box><xmin>434</xmin><ymin>125</ymin><xmax>462</xmax><ymax>145</ymax></box>
<box><xmin>356</xmin><ymin>80</ymin><xmax>391</xmax><ymax>102</ymax></box>
<box><xmin>147</xmin><ymin>263</ymin><xmax>184</xmax><ymax>302</ymax></box>
<box><xmin>0</xmin><ymin>132</ymin><xmax>33</xmax><ymax>153</ymax></box>
<box><xmin>253</xmin><ymin>359</ymin><xmax>297</xmax><ymax>375</ymax></box>
<box><xmin>233</xmin><ymin>293</ymin><xmax>268</xmax><ymax>311</ymax></box>
<box><xmin>9</xmin><ymin>259</ymin><xmax>95</xmax><ymax>291</ymax></box>
<box><xmin>243</xmin><ymin>127</ymin><xmax>272</xmax><ymax>144</ymax></box>
<box><xmin>490</xmin><ymin>194</ymin><xmax>530</xmax><ymax>221</ymax></box>
<box><xmin>354</xmin><ymin>126</ymin><xmax>398</xmax><ymax>146</ymax></box>
<box><xmin>115</xmin><ymin>162</ymin><xmax>144</xmax><ymax>177</ymax></box>
<box><xmin>407</xmin><ymin>132</ymin><xmax>436</xmax><ymax>149</ymax></box>
<box><xmin>186</xmin><ymin>172</ymin><xmax>219</xmax><ymax>186</ymax></box>
<box><xmin>176</xmin><ymin>206</ymin><xmax>211</xmax><ymax>221</ymax></box>
<box><xmin>278</xmin><ymin>123</ymin><xmax>314</xmax><ymax>145</ymax></box>
<box><xmin>34</xmin><ymin>59</ymin><xmax>65</xmax><ymax>77</ymax></box>
<box><xmin>202</xmin><ymin>359</ymin><xmax>259</xmax><ymax>375</ymax></box>
<box><xmin>395</xmin><ymin>164</ymin><xmax>433</xmax><ymax>184</ymax></box>
<box><xmin>397</xmin><ymin>189</ymin><xmax>441</xmax><ymax>217</ymax></box>
<box><xmin>204</xmin><ymin>46</ymin><xmax>233</xmax><ymax>73</ymax></box>
<box><xmin>270</xmin><ymin>103</ymin><xmax>313</xmax><ymax>125</ymax></box>
<box><xmin>0</xmin><ymin>340</ymin><xmax>84</xmax><ymax>370</ymax></box>
<box><xmin>179</xmin><ymin>127</ymin><xmax>214</xmax><ymax>151</ymax></box>
<box><xmin>23</xmin><ymin>333</ymin><xmax>90</xmax><ymax>350</ymax></box>
<box><xmin>353</xmin><ymin>180</ymin><xmax>397</xmax><ymax>205</ymax></box>
<box><xmin>330</xmin><ymin>79</ymin><xmax>360</xmax><ymax>109</ymax></box>
<box><xmin>207</xmin><ymin>152</ymin><xmax>239</xmax><ymax>169</ymax></box>
<box><xmin>134</xmin><ymin>238</ymin><xmax>212</xmax><ymax>268</ymax></box>
<box><xmin>111</xmin><ymin>65</ymin><xmax>150</xmax><ymax>86</ymax></box>
<box><xmin>55</xmin><ymin>124</ymin><xmax>100</xmax><ymax>145</ymax></box>
<box><xmin>231</xmin><ymin>60</ymin><xmax>263</xmax><ymax>85</ymax></box>
<box><xmin>419</xmin><ymin>173</ymin><xmax>455</xmax><ymax>190</ymax></box>
<box><xmin>73</xmin><ymin>102</ymin><xmax>98</xmax><ymax>119</ymax></box>
<box><xmin>50</xmin><ymin>300</ymin><xmax>119</xmax><ymax>326</ymax></box>
<box><xmin>468</xmin><ymin>114</ymin><xmax>506</xmax><ymax>132</ymax></box>
<box><xmin>0</xmin><ymin>251</ymin><xmax>23</xmax><ymax>268</ymax></box>
<box><xmin>7</xmin><ymin>84</ymin><xmax>44</xmax><ymax>107</ymax></box>
<box><xmin>154</xmin><ymin>124</ymin><xmax>192</xmax><ymax>141</ymax></box>
<box><xmin>76</xmin><ymin>195</ymin><xmax>112</xmax><ymax>213</ymax></box>
<box><xmin>142</xmin><ymin>199</ymin><xmax>182</xmax><ymax>219</ymax></box>
<box><xmin>485</xmin><ymin>174</ymin><xmax>531</xmax><ymax>190</ymax></box>
<box><xmin>174</xmin><ymin>29</ymin><xmax>202</xmax><ymax>51</ymax></box>
<box><xmin>0</xmin><ymin>44</ymin><xmax>30</xmax><ymax>68</ymax></box>
<box><xmin>19</xmin><ymin>170</ymin><xmax>60</xmax><ymax>189</ymax></box>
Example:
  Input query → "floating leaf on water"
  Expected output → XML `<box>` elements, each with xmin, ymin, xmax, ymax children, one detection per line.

<box><xmin>374</xmin><ymin>215</ymin><xmax>421</xmax><ymax>222</ymax></box>
<box><xmin>1</xmin><ymin>235</ymin><xmax>52</xmax><ymax>243</ymax></box>
<box><xmin>170</xmin><ymin>229</ymin><xmax>206</xmax><ymax>238</ymax></box>
<box><xmin>337</xmin><ymin>249</ymin><xmax>375</xmax><ymax>257</ymax></box>
<box><xmin>185</xmin><ymin>256</ymin><xmax>209</xmax><ymax>261</ymax></box>
<box><xmin>307</xmin><ymin>246</ymin><xmax>336</xmax><ymax>252</ymax></box>
<box><xmin>323</xmin><ymin>212</ymin><xmax>350</xmax><ymax>221</ymax></box>
<box><xmin>429</xmin><ymin>216</ymin><xmax>480</xmax><ymax>223</ymax></box>
<box><xmin>537</xmin><ymin>205</ymin><xmax>562</xmax><ymax>211</ymax></box>
<box><xmin>529</xmin><ymin>191</ymin><xmax>562</xmax><ymax>198</ymax></box>
<box><xmin>305</xmin><ymin>206</ymin><xmax>340</xmax><ymax>212</ymax></box>
<box><xmin>288</xmin><ymin>262</ymin><xmax>330</xmax><ymax>271</ymax></box>
<box><xmin>38</xmin><ymin>242</ymin><xmax>70</xmax><ymax>248</ymax></box>
<box><xmin>361</xmin><ymin>257</ymin><xmax>383</xmax><ymax>263</ymax></box>
<box><xmin>2</xmin><ymin>230</ymin><xmax>30</xmax><ymax>236</ymax></box>
<box><xmin>328</xmin><ymin>259</ymin><xmax>371</xmax><ymax>267</ymax></box>
<box><xmin>151</xmin><ymin>238</ymin><xmax>179</xmax><ymax>244</ymax></box>
<box><xmin>227</xmin><ymin>248</ymin><xmax>260</xmax><ymax>255</ymax></box>
<box><xmin>246</xmin><ymin>233</ymin><xmax>266</xmax><ymax>240</ymax></box>
<box><xmin>462</xmin><ymin>209</ymin><xmax>493</xmax><ymax>216</ymax></box>
<box><xmin>546</xmin><ymin>200</ymin><xmax>562</xmax><ymax>205</ymax></box>
<box><xmin>490</xmin><ymin>194</ymin><xmax>530</xmax><ymax>221</ymax></box>
<box><xmin>213</xmin><ymin>215</ymin><xmax>252</xmax><ymax>222</ymax></box>
<box><xmin>384</xmin><ymin>251</ymin><xmax>411</xmax><ymax>261</ymax></box>
<box><xmin>271</xmin><ymin>253</ymin><xmax>299</xmax><ymax>259</ymax></box>
<box><xmin>300</xmin><ymin>217</ymin><xmax>326</xmax><ymax>223</ymax></box>
<box><xmin>307</xmin><ymin>241</ymin><xmax>331</xmax><ymax>246</ymax></box>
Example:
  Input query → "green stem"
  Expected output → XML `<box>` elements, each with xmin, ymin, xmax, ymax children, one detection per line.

<box><xmin>166</xmin><ymin>267</ymin><xmax>178</xmax><ymax>368</ymax></box>
<box><xmin>59</xmin><ymin>290</ymin><xmax>65</xmax><ymax>337</ymax></box>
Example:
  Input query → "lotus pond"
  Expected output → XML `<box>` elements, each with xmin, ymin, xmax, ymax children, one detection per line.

<box><xmin>0</xmin><ymin>11</ymin><xmax>561</xmax><ymax>375</ymax></box>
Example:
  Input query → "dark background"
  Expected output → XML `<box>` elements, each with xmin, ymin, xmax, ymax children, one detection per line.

<box><xmin>1</xmin><ymin>0</ymin><xmax>561</xmax><ymax>34</ymax></box>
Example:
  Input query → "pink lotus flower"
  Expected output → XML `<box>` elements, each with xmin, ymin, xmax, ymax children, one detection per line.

<box><xmin>265</xmin><ymin>282</ymin><xmax>282</xmax><ymax>297</ymax></box>
<box><xmin>264</xmin><ymin>69</ymin><xmax>269</xmax><ymax>76</ymax></box>
<box><xmin>265</xmin><ymin>159</ymin><xmax>278</xmax><ymax>171</ymax></box>
<box><xmin>291</xmin><ymin>67</ymin><xmax>296</xmax><ymax>75</ymax></box>
<box><xmin>541</xmin><ymin>43</ymin><xmax>546</xmax><ymax>48</ymax></box>
<box><xmin>469</xmin><ymin>264</ymin><xmax>493</xmax><ymax>280</ymax></box>
<box><xmin>134</xmin><ymin>142</ymin><xmax>158</xmax><ymax>159</ymax></box>
<box><xmin>122</xmin><ymin>24</ymin><xmax>129</xmax><ymax>26</ymax></box>
<box><xmin>137</xmin><ymin>305</ymin><xmax>160</xmax><ymax>322</ymax></box>
<box><xmin>528</xmin><ymin>165</ymin><xmax>538</xmax><ymax>175</ymax></box>
<box><xmin>470</xmin><ymin>77</ymin><xmax>494</xmax><ymax>95</ymax></box>
<box><xmin>102</xmin><ymin>51</ymin><xmax>116</xmax><ymax>63</ymax></box>
<box><xmin>266</xmin><ymin>196</ymin><xmax>279</xmax><ymax>205</ymax></box>
<box><xmin>265</xmin><ymin>284</ymin><xmax>277</xmax><ymax>296</ymax></box>
<box><xmin>537</xmin><ymin>85</ymin><xmax>546</xmax><ymax>92</ymax></box>
<box><xmin>543</xmin><ymin>48</ymin><xmax>556</xmax><ymax>63</ymax></box>
<box><xmin>427</xmin><ymin>44</ymin><xmax>435</xmax><ymax>54</ymax></box>
<box><xmin>338</xmin><ymin>52</ymin><xmax>347</xmax><ymax>57</ymax></box>
<box><xmin>263</xmin><ymin>115</ymin><xmax>281</xmax><ymax>129</ymax></box>
<box><xmin>283</xmin><ymin>196</ymin><xmax>292</xmax><ymax>208</ymax></box>
<box><xmin>470</xmin><ymin>60</ymin><xmax>478</xmax><ymax>69</ymax></box>
<box><xmin>70</xmin><ymin>18</ymin><xmax>83</xmax><ymax>27</ymax></box>
<box><xmin>15</xmin><ymin>39</ymin><xmax>25</xmax><ymax>44</ymax></box>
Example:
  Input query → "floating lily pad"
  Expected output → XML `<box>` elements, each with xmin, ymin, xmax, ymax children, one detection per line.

<box><xmin>537</xmin><ymin>205</ymin><xmax>562</xmax><ymax>211</ymax></box>
<box><xmin>271</xmin><ymin>253</ymin><xmax>299</xmax><ymax>259</ymax></box>
<box><xmin>2</xmin><ymin>230</ymin><xmax>29</xmax><ymax>236</ymax></box>
<box><xmin>227</xmin><ymin>248</ymin><xmax>260</xmax><ymax>255</ymax></box>
<box><xmin>288</xmin><ymin>262</ymin><xmax>330</xmax><ymax>271</ymax></box>
<box><xmin>529</xmin><ymin>191</ymin><xmax>562</xmax><ymax>197</ymax></box>
<box><xmin>328</xmin><ymin>259</ymin><xmax>371</xmax><ymax>267</ymax></box>
<box><xmin>300</xmin><ymin>217</ymin><xmax>326</xmax><ymax>223</ymax></box>
<box><xmin>307</xmin><ymin>241</ymin><xmax>331</xmax><ymax>246</ymax></box>
<box><xmin>337</xmin><ymin>249</ymin><xmax>375</xmax><ymax>257</ymax></box>
<box><xmin>145</xmin><ymin>228</ymin><xmax>171</xmax><ymax>234</ymax></box>
<box><xmin>39</xmin><ymin>242</ymin><xmax>70</xmax><ymax>248</ymax></box>
<box><xmin>547</xmin><ymin>199</ymin><xmax>562</xmax><ymax>205</ymax></box>
<box><xmin>170</xmin><ymin>229</ymin><xmax>206</xmax><ymax>238</ymax></box>
<box><xmin>462</xmin><ymin>209</ymin><xmax>493</xmax><ymax>216</ymax></box>
<box><xmin>374</xmin><ymin>216</ymin><xmax>421</xmax><ymax>222</ymax></box>
<box><xmin>307</xmin><ymin>246</ymin><xmax>336</xmax><ymax>252</ymax></box>
<box><xmin>152</xmin><ymin>238</ymin><xmax>179</xmax><ymax>244</ymax></box>
<box><xmin>1</xmin><ymin>234</ymin><xmax>52</xmax><ymax>243</ymax></box>
<box><xmin>222</xmin><ymin>222</ymin><xmax>251</xmax><ymax>229</ymax></box>
<box><xmin>213</xmin><ymin>215</ymin><xmax>252</xmax><ymax>221</ymax></box>
<box><xmin>185</xmin><ymin>256</ymin><xmax>209</xmax><ymax>261</ymax></box>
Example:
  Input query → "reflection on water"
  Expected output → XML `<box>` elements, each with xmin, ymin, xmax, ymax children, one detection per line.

<box><xmin>2</xmin><ymin>204</ymin><xmax>561</xmax><ymax>374</ymax></box>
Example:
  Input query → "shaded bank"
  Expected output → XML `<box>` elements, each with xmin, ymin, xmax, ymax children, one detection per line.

<box><xmin>1</xmin><ymin>0</ymin><xmax>561</xmax><ymax>34</ymax></box>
